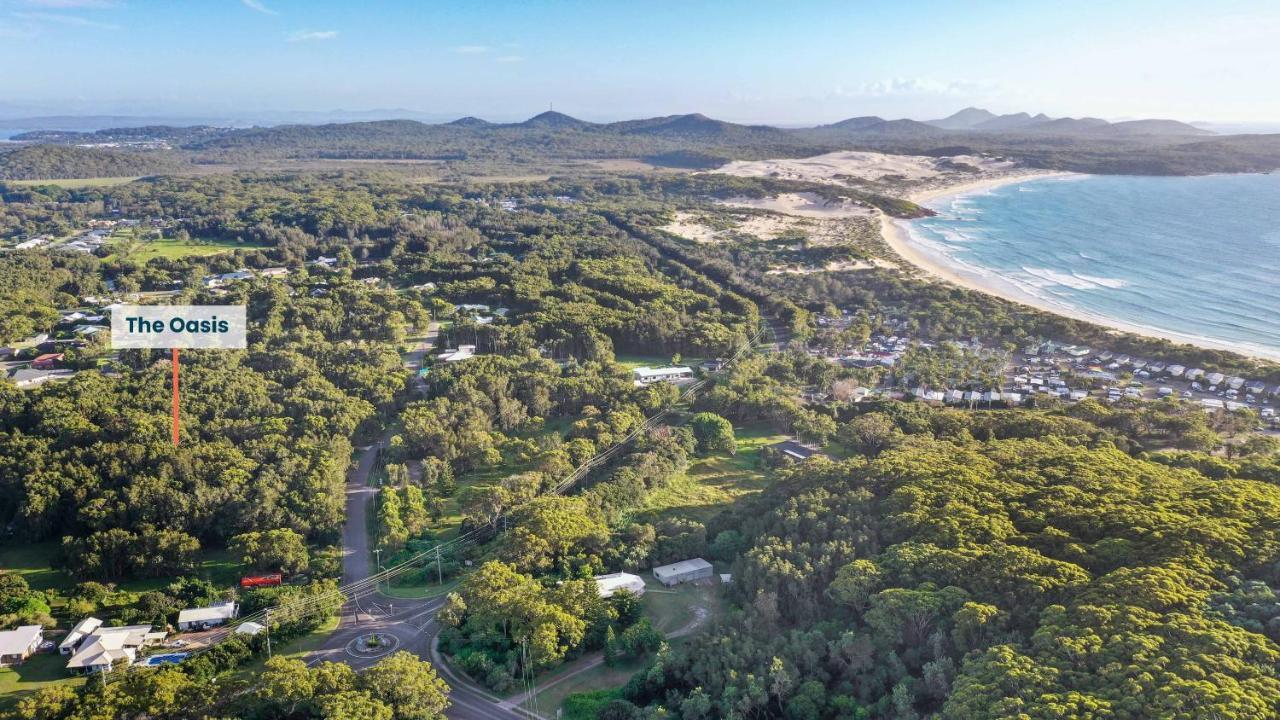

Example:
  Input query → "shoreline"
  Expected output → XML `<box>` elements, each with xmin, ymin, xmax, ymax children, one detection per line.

<box><xmin>879</xmin><ymin>174</ymin><xmax>1280</xmax><ymax>363</ymax></box>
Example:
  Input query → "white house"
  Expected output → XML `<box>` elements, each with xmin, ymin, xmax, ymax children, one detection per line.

<box><xmin>59</xmin><ymin>617</ymin><xmax>103</xmax><ymax>656</ymax></box>
<box><xmin>632</xmin><ymin>366</ymin><xmax>693</xmax><ymax>386</ymax></box>
<box><xmin>0</xmin><ymin>626</ymin><xmax>43</xmax><ymax>666</ymax></box>
<box><xmin>66</xmin><ymin>625</ymin><xmax>163</xmax><ymax>674</ymax></box>
<box><xmin>594</xmin><ymin>572</ymin><xmax>647</xmax><ymax>598</ymax></box>
<box><xmin>177</xmin><ymin>601</ymin><xmax>239</xmax><ymax>631</ymax></box>
<box><xmin>652</xmin><ymin>558</ymin><xmax>714</xmax><ymax>587</ymax></box>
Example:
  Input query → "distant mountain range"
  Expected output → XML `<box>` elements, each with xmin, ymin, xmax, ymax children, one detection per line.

<box><xmin>2</xmin><ymin>107</ymin><xmax>1216</xmax><ymax>141</ymax></box>
<box><xmin>8</xmin><ymin>107</ymin><xmax>1280</xmax><ymax>180</ymax></box>
<box><xmin>925</xmin><ymin>107</ymin><xmax>1213</xmax><ymax>137</ymax></box>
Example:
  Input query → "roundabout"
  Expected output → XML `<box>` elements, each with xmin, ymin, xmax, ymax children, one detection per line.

<box><xmin>345</xmin><ymin>630</ymin><xmax>402</xmax><ymax>660</ymax></box>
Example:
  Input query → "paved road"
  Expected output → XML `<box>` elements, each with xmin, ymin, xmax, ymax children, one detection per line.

<box><xmin>307</xmin><ymin>436</ymin><xmax>526</xmax><ymax>720</ymax></box>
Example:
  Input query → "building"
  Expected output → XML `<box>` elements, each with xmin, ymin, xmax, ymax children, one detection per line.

<box><xmin>176</xmin><ymin>601</ymin><xmax>239</xmax><ymax>631</ymax></box>
<box><xmin>0</xmin><ymin>626</ymin><xmax>43</xmax><ymax>666</ymax></box>
<box><xmin>653</xmin><ymin>558</ymin><xmax>714</xmax><ymax>587</ymax></box>
<box><xmin>11</xmin><ymin>368</ymin><xmax>75</xmax><ymax>388</ymax></box>
<box><xmin>59</xmin><ymin>617</ymin><xmax>103</xmax><ymax>656</ymax></box>
<box><xmin>65</xmin><ymin>625</ymin><xmax>163</xmax><ymax>674</ymax></box>
<box><xmin>594</xmin><ymin>572</ymin><xmax>647</xmax><ymax>598</ymax></box>
<box><xmin>32</xmin><ymin>353</ymin><xmax>64</xmax><ymax>369</ymax></box>
<box><xmin>632</xmin><ymin>366</ymin><xmax>693</xmax><ymax>385</ymax></box>
<box><xmin>234</xmin><ymin>621</ymin><xmax>267</xmax><ymax>636</ymax></box>
<box><xmin>767</xmin><ymin>439</ymin><xmax>826</xmax><ymax>463</ymax></box>
<box><xmin>436</xmin><ymin>345</ymin><xmax>477</xmax><ymax>363</ymax></box>
<box><xmin>260</xmin><ymin>267</ymin><xmax>290</xmax><ymax>278</ymax></box>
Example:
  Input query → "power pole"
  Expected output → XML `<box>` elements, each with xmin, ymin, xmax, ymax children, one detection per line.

<box><xmin>265</xmin><ymin>609</ymin><xmax>273</xmax><ymax>658</ymax></box>
<box><xmin>435</xmin><ymin>545</ymin><xmax>443</xmax><ymax>586</ymax></box>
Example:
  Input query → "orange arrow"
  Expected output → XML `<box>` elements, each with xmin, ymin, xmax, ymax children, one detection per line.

<box><xmin>171</xmin><ymin>348</ymin><xmax>180</xmax><ymax>447</ymax></box>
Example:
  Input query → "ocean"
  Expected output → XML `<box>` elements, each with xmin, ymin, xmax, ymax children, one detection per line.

<box><xmin>904</xmin><ymin>173</ymin><xmax>1280</xmax><ymax>360</ymax></box>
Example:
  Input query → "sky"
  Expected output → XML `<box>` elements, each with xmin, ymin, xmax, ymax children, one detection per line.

<box><xmin>1</xmin><ymin>0</ymin><xmax>1278</xmax><ymax>124</ymax></box>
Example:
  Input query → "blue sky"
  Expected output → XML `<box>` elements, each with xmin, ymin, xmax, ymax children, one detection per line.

<box><xmin>1</xmin><ymin>0</ymin><xmax>1277</xmax><ymax>123</ymax></box>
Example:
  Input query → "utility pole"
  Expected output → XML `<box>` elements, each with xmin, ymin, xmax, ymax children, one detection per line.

<box><xmin>374</xmin><ymin>547</ymin><xmax>383</xmax><ymax>596</ymax></box>
<box><xmin>435</xmin><ymin>545</ymin><xmax>443</xmax><ymax>585</ymax></box>
<box><xmin>264</xmin><ymin>609</ymin><xmax>273</xmax><ymax>658</ymax></box>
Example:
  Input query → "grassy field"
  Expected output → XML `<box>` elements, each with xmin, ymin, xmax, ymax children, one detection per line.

<box><xmin>613</xmin><ymin>353</ymin><xmax>701</xmax><ymax>371</ymax></box>
<box><xmin>0</xmin><ymin>653</ymin><xmax>84</xmax><ymax>711</ymax></box>
<box><xmin>633</xmin><ymin>423</ymin><xmax>787</xmax><ymax>523</ymax></box>
<box><xmin>107</xmin><ymin>235</ymin><xmax>268</xmax><ymax>262</ymax></box>
<box><xmin>521</xmin><ymin>660</ymin><xmax>641</xmax><ymax>716</ymax></box>
<box><xmin>0</xmin><ymin>542</ymin><xmax>74</xmax><ymax>593</ymax></box>
<box><xmin>10</xmin><ymin>176</ymin><xmax>140</xmax><ymax>188</ymax></box>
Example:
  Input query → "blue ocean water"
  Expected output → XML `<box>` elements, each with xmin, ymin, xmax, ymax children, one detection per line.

<box><xmin>905</xmin><ymin>173</ymin><xmax>1280</xmax><ymax>359</ymax></box>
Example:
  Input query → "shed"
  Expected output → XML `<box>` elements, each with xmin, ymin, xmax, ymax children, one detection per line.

<box><xmin>177</xmin><ymin>601</ymin><xmax>239</xmax><ymax>631</ymax></box>
<box><xmin>653</xmin><ymin>558</ymin><xmax>714</xmax><ymax>587</ymax></box>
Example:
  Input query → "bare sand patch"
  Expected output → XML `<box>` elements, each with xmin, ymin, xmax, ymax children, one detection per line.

<box><xmin>713</xmin><ymin>150</ymin><xmax>1063</xmax><ymax>200</ymax></box>
<box><xmin>721</xmin><ymin>192</ymin><xmax>872</xmax><ymax>218</ymax></box>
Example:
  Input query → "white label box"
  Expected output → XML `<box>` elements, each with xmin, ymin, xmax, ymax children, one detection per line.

<box><xmin>111</xmin><ymin>305</ymin><xmax>247</xmax><ymax>349</ymax></box>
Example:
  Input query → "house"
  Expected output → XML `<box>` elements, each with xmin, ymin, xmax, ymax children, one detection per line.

<box><xmin>1205</xmin><ymin>372</ymin><xmax>1226</xmax><ymax>387</ymax></box>
<box><xmin>65</xmin><ymin>625</ymin><xmax>163</xmax><ymax>674</ymax></box>
<box><xmin>1166</xmin><ymin>365</ymin><xmax>1186</xmax><ymax>378</ymax></box>
<box><xmin>176</xmin><ymin>601</ymin><xmax>239</xmax><ymax>631</ymax></box>
<box><xmin>74</xmin><ymin>325</ymin><xmax>103</xmax><ymax>336</ymax></box>
<box><xmin>309</xmin><ymin>256</ymin><xmax>338</xmax><ymax>268</ymax></box>
<box><xmin>436</xmin><ymin>345</ymin><xmax>476</xmax><ymax>363</ymax></box>
<box><xmin>11</xmin><ymin>369</ymin><xmax>75</xmax><ymax>389</ymax></box>
<box><xmin>653</xmin><ymin>558</ymin><xmax>714</xmax><ymax>587</ymax></box>
<box><xmin>60</xmin><ymin>618</ymin><xmax>103</xmax><ymax>656</ymax></box>
<box><xmin>0</xmin><ymin>626</ymin><xmax>43</xmax><ymax>666</ymax></box>
<box><xmin>14</xmin><ymin>237</ymin><xmax>47</xmax><ymax>250</ymax></box>
<box><xmin>260</xmin><ymin>267</ymin><xmax>290</xmax><ymax>278</ymax></box>
<box><xmin>32</xmin><ymin>353</ymin><xmax>64</xmax><ymax>369</ymax></box>
<box><xmin>594</xmin><ymin>572</ymin><xmax>647</xmax><ymax>598</ymax></box>
<box><xmin>632</xmin><ymin>366</ymin><xmax>693</xmax><ymax>385</ymax></box>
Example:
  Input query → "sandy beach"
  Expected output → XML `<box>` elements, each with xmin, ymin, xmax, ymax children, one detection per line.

<box><xmin>878</xmin><ymin>175</ymin><xmax>1280</xmax><ymax>361</ymax></box>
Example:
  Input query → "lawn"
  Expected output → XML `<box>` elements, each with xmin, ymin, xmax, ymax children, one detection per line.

<box><xmin>522</xmin><ymin>659</ymin><xmax>641</xmax><ymax>716</ymax></box>
<box><xmin>640</xmin><ymin>576</ymin><xmax>724</xmax><ymax>637</ymax></box>
<box><xmin>0</xmin><ymin>542</ymin><xmax>73</xmax><ymax>593</ymax></box>
<box><xmin>614</xmin><ymin>353</ymin><xmax>702</xmax><ymax>371</ymax></box>
<box><xmin>10</xmin><ymin>176</ymin><xmax>140</xmax><ymax>188</ymax></box>
<box><xmin>0</xmin><ymin>653</ymin><xmax>84</xmax><ymax>712</ymax></box>
<box><xmin>632</xmin><ymin>423</ymin><xmax>787</xmax><ymax>523</ymax></box>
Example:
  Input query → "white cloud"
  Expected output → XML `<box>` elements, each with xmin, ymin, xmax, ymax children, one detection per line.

<box><xmin>452</xmin><ymin>45</ymin><xmax>490</xmax><ymax>54</ymax></box>
<box><xmin>287</xmin><ymin>29</ymin><xmax>337</xmax><ymax>42</ymax></box>
<box><xmin>494</xmin><ymin>55</ymin><xmax>524</xmax><ymax>63</ymax></box>
<box><xmin>12</xmin><ymin>11</ymin><xmax>118</xmax><ymax>29</ymax></box>
<box><xmin>832</xmin><ymin>77</ymin><xmax>995</xmax><ymax>99</ymax></box>
<box><xmin>241</xmin><ymin>0</ymin><xmax>278</xmax><ymax>15</ymax></box>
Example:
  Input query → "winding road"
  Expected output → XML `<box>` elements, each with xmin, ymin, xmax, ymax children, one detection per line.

<box><xmin>301</xmin><ymin>402</ymin><xmax>527</xmax><ymax>718</ymax></box>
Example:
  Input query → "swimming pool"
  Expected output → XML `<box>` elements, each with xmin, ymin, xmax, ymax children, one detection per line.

<box><xmin>143</xmin><ymin>652</ymin><xmax>190</xmax><ymax>666</ymax></box>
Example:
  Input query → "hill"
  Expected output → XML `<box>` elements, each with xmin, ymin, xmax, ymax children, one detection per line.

<box><xmin>516</xmin><ymin>110</ymin><xmax>594</xmax><ymax>130</ymax></box>
<box><xmin>925</xmin><ymin>107</ymin><xmax>1212</xmax><ymax>137</ymax></box>
<box><xmin>0</xmin><ymin>144</ymin><xmax>182</xmax><ymax>180</ymax></box>
<box><xmin>926</xmin><ymin>107</ymin><xmax>997</xmax><ymax>130</ymax></box>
